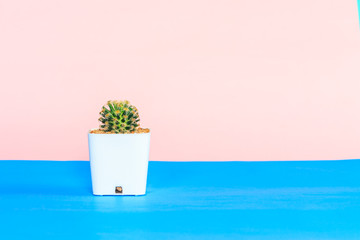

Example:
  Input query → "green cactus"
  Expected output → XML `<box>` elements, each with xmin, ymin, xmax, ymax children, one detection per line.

<box><xmin>98</xmin><ymin>100</ymin><xmax>140</xmax><ymax>133</ymax></box>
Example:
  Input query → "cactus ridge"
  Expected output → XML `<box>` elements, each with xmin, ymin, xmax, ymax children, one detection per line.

<box><xmin>98</xmin><ymin>100</ymin><xmax>140</xmax><ymax>133</ymax></box>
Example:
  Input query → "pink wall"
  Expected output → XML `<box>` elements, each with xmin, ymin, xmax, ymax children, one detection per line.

<box><xmin>0</xmin><ymin>0</ymin><xmax>359</xmax><ymax>161</ymax></box>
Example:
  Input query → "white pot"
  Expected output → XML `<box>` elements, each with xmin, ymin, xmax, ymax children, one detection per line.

<box><xmin>88</xmin><ymin>131</ymin><xmax>151</xmax><ymax>196</ymax></box>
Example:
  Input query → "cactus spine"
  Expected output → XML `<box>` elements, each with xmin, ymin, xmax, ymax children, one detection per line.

<box><xmin>98</xmin><ymin>100</ymin><xmax>140</xmax><ymax>133</ymax></box>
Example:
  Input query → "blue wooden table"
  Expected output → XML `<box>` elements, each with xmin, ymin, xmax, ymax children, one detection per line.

<box><xmin>0</xmin><ymin>160</ymin><xmax>359</xmax><ymax>240</ymax></box>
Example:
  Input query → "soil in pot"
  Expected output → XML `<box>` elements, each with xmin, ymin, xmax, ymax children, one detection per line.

<box><xmin>89</xmin><ymin>128</ymin><xmax>150</xmax><ymax>134</ymax></box>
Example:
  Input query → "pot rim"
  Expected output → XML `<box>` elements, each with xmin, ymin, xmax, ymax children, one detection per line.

<box><xmin>88</xmin><ymin>128</ymin><xmax>151</xmax><ymax>135</ymax></box>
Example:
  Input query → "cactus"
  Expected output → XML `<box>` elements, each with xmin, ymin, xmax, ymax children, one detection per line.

<box><xmin>98</xmin><ymin>100</ymin><xmax>140</xmax><ymax>133</ymax></box>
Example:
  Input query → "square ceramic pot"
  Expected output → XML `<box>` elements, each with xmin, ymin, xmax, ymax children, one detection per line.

<box><xmin>88</xmin><ymin>130</ymin><xmax>150</xmax><ymax>195</ymax></box>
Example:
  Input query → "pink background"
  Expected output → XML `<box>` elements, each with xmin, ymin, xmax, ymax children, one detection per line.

<box><xmin>0</xmin><ymin>0</ymin><xmax>359</xmax><ymax>161</ymax></box>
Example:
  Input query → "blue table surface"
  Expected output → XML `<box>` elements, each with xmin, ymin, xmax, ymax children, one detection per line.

<box><xmin>0</xmin><ymin>160</ymin><xmax>360</xmax><ymax>240</ymax></box>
